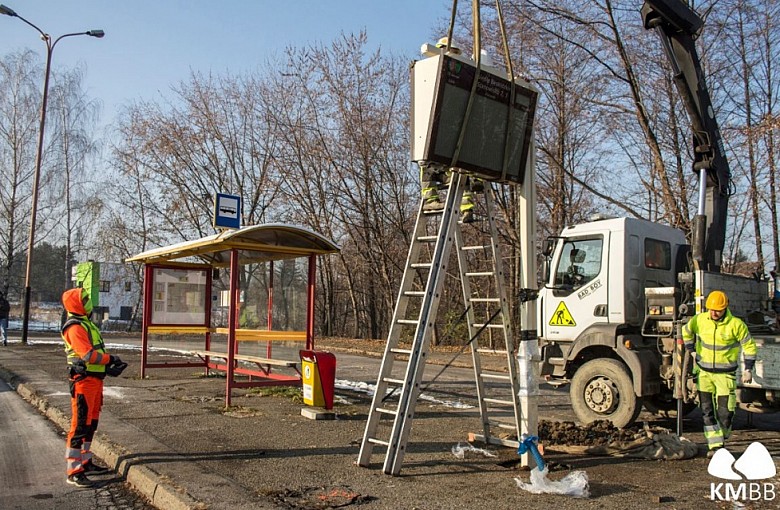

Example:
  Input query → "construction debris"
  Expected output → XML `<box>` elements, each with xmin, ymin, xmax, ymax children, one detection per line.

<box><xmin>451</xmin><ymin>442</ymin><xmax>497</xmax><ymax>459</ymax></box>
<box><xmin>539</xmin><ymin>420</ymin><xmax>699</xmax><ymax>460</ymax></box>
<box><xmin>269</xmin><ymin>486</ymin><xmax>375</xmax><ymax>508</ymax></box>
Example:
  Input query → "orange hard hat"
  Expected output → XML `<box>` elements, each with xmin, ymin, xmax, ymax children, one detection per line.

<box><xmin>705</xmin><ymin>290</ymin><xmax>729</xmax><ymax>311</ymax></box>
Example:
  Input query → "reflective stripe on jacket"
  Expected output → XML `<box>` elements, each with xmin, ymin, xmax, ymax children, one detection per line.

<box><xmin>61</xmin><ymin>316</ymin><xmax>108</xmax><ymax>376</ymax></box>
<box><xmin>682</xmin><ymin>309</ymin><xmax>757</xmax><ymax>373</ymax></box>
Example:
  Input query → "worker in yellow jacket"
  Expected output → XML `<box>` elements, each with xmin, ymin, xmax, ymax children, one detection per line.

<box><xmin>418</xmin><ymin>37</ymin><xmax>482</xmax><ymax>224</ymax></box>
<box><xmin>420</xmin><ymin>163</ymin><xmax>481</xmax><ymax>223</ymax></box>
<box><xmin>682</xmin><ymin>290</ymin><xmax>757</xmax><ymax>457</ymax></box>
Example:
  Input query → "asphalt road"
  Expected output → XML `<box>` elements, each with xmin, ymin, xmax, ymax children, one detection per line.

<box><xmin>0</xmin><ymin>378</ymin><xmax>152</xmax><ymax>509</ymax></box>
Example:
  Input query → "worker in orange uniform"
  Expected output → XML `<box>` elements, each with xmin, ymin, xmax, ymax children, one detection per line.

<box><xmin>61</xmin><ymin>288</ymin><xmax>127</xmax><ymax>487</ymax></box>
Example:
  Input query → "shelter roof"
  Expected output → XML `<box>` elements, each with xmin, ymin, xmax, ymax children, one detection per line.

<box><xmin>126</xmin><ymin>224</ymin><xmax>340</xmax><ymax>267</ymax></box>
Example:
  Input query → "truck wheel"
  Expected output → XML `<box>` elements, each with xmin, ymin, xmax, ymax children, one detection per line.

<box><xmin>570</xmin><ymin>358</ymin><xmax>642</xmax><ymax>428</ymax></box>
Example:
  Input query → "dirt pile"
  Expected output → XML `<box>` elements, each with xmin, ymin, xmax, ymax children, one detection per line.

<box><xmin>538</xmin><ymin>419</ymin><xmax>656</xmax><ymax>446</ymax></box>
<box><xmin>537</xmin><ymin>420</ymin><xmax>700</xmax><ymax>460</ymax></box>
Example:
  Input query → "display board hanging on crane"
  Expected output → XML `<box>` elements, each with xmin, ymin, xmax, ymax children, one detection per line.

<box><xmin>411</xmin><ymin>52</ymin><xmax>537</xmax><ymax>185</ymax></box>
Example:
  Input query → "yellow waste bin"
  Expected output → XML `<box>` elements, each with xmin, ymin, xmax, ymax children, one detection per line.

<box><xmin>300</xmin><ymin>350</ymin><xmax>336</xmax><ymax>409</ymax></box>
<box><xmin>301</xmin><ymin>357</ymin><xmax>324</xmax><ymax>407</ymax></box>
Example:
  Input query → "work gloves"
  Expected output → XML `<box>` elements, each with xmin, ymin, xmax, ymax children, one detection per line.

<box><xmin>741</xmin><ymin>370</ymin><xmax>753</xmax><ymax>385</ymax></box>
<box><xmin>69</xmin><ymin>359</ymin><xmax>88</xmax><ymax>376</ymax></box>
<box><xmin>106</xmin><ymin>355</ymin><xmax>128</xmax><ymax>377</ymax></box>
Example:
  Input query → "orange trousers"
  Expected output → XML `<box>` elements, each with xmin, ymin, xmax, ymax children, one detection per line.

<box><xmin>66</xmin><ymin>376</ymin><xmax>103</xmax><ymax>476</ymax></box>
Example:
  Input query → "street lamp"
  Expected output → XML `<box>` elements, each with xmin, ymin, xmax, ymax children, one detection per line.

<box><xmin>0</xmin><ymin>5</ymin><xmax>104</xmax><ymax>344</ymax></box>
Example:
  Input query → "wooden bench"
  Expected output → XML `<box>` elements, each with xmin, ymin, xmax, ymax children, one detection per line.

<box><xmin>213</xmin><ymin>329</ymin><xmax>307</xmax><ymax>342</ymax></box>
<box><xmin>192</xmin><ymin>350</ymin><xmax>298</xmax><ymax>368</ymax></box>
<box><xmin>148</xmin><ymin>326</ymin><xmax>214</xmax><ymax>335</ymax></box>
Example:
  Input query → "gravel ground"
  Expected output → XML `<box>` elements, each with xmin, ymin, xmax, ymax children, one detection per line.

<box><xmin>5</xmin><ymin>337</ymin><xmax>780</xmax><ymax>509</ymax></box>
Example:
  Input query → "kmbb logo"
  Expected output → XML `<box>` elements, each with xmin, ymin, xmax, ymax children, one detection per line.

<box><xmin>708</xmin><ymin>442</ymin><xmax>777</xmax><ymax>502</ymax></box>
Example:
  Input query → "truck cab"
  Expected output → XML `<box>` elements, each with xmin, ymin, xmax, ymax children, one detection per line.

<box><xmin>538</xmin><ymin>216</ymin><xmax>688</xmax><ymax>426</ymax></box>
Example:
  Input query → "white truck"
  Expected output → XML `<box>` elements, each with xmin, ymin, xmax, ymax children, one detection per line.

<box><xmin>535</xmin><ymin>0</ymin><xmax>780</xmax><ymax>428</ymax></box>
<box><xmin>537</xmin><ymin>216</ymin><xmax>780</xmax><ymax>427</ymax></box>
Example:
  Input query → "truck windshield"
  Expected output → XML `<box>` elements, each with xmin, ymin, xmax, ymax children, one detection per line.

<box><xmin>554</xmin><ymin>238</ymin><xmax>603</xmax><ymax>289</ymax></box>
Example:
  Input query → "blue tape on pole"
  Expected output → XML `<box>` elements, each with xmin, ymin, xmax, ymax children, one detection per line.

<box><xmin>517</xmin><ymin>435</ymin><xmax>545</xmax><ymax>471</ymax></box>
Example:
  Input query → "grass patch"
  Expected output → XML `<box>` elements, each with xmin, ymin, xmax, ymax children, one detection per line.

<box><xmin>247</xmin><ymin>386</ymin><xmax>304</xmax><ymax>403</ymax></box>
<box><xmin>221</xmin><ymin>405</ymin><xmax>263</xmax><ymax>418</ymax></box>
<box><xmin>193</xmin><ymin>371</ymin><xmax>227</xmax><ymax>379</ymax></box>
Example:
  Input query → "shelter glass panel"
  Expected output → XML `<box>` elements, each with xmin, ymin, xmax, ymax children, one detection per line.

<box><xmin>237</xmin><ymin>262</ymin><xmax>271</xmax><ymax>329</ymax></box>
<box><xmin>272</xmin><ymin>258</ymin><xmax>308</xmax><ymax>331</ymax></box>
<box><xmin>151</xmin><ymin>267</ymin><xmax>208</xmax><ymax>325</ymax></box>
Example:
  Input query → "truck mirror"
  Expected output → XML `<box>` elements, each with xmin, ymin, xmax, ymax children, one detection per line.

<box><xmin>543</xmin><ymin>238</ymin><xmax>556</xmax><ymax>257</ymax></box>
<box><xmin>541</xmin><ymin>259</ymin><xmax>550</xmax><ymax>285</ymax></box>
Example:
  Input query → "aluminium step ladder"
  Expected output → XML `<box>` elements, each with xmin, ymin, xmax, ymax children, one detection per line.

<box><xmin>357</xmin><ymin>172</ymin><xmax>522</xmax><ymax>475</ymax></box>
<box><xmin>454</xmin><ymin>191</ymin><xmax>522</xmax><ymax>449</ymax></box>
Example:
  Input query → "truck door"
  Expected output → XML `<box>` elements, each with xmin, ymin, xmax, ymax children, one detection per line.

<box><xmin>541</xmin><ymin>234</ymin><xmax>610</xmax><ymax>342</ymax></box>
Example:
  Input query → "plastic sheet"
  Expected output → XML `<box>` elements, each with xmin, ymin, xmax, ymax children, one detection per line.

<box><xmin>514</xmin><ymin>466</ymin><xmax>590</xmax><ymax>498</ymax></box>
<box><xmin>451</xmin><ymin>442</ymin><xmax>497</xmax><ymax>459</ymax></box>
<box><xmin>577</xmin><ymin>430</ymin><xmax>699</xmax><ymax>460</ymax></box>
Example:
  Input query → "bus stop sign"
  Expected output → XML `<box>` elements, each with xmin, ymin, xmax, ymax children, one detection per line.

<box><xmin>213</xmin><ymin>193</ymin><xmax>241</xmax><ymax>229</ymax></box>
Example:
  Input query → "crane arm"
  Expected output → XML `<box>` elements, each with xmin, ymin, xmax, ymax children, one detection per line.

<box><xmin>641</xmin><ymin>0</ymin><xmax>730</xmax><ymax>272</ymax></box>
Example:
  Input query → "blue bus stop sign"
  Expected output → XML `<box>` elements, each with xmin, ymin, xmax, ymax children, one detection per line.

<box><xmin>213</xmin><ymin>193</ymin><xmax>241</xmax><ymax>229</ymax></box>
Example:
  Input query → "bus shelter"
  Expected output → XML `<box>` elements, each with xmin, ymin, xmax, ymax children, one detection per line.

<box><xmin>127</xmin><ymin>224</ymin><xmax>340</xmax><ymax>406</ymax></box>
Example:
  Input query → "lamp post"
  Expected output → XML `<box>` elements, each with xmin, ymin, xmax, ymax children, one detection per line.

<box><xmin>0</xmin><ymin>5</ymin><xmax>104</xmax><ymax>344</ymax></box>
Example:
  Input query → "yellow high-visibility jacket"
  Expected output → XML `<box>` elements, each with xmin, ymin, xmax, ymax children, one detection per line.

<box><xmin>62</xmin><ymin>315</ymin><xmax>108</xmax><ymax>377</ymax></box>
<box><xmin>682</xmin><ymin>309</ymin><xmax>757</xmax><ymax>373</ymax></box>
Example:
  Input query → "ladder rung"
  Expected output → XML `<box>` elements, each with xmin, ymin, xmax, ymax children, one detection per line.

<box><xmin>465</xmin><ymin>271</ymin><xmax>495</xmax><ymax>277</ymax></box>
<box><xmin>479</xmin><ymin>372</ymin><xmax>511</xmax><ymax>381</ymax></box>
<box><xmin>469</xmin><ymin>297</ymin><xmax>500</xmax><ymax>303</ymax></box>
<box><xmin>471</xmin><ymin>434</ymin><xmax>520</xmax><ymax>449</ymax></box>
<box><xmin>488</xmin><ymin>420</ymin><xmax>518</xmax><ymax>430</ymax></box>
<box><xmin>483</xmin><ymin>397</ymin><xmax>514</xmax><ymax>406</ymax></box>
<box><xmin>476</xmin><ymin>348</ymin><xmax>509</xmax><ymax>354</ymax></box>
<box><xmin>472</xmin><ymin>324</ymin><xmax>505</xmax><ymax>329</ymax></box>
<box><xmin>410</xmin><ymin>263</ymin><xmax>432</xmax><ymax>269</ymax></box>
<box><xmin>417</xmin><ymin>235</ymin><xmax>437</xmax><ymax>242</ymax></box>
<box><xmin>390</xmin><ymin>348</ymin><xmax>412</xmax><ymax>355</ymax></box>
<box><xmin>376</xmin><ymin>407</ymin><xmax>398</xmax><ymax>416</ymax></box>
<box><xmin>461</xmin><ymin>245</ymin><xmax>490</xmax><ymax>251</ymax></box>
<box><xmin>383</xmin><ymin>377</ymin><xmax>404</xmax><ymax>385</ymax></box>
<box><xmin>368</xmin><ymin>438</ymin><xmax>390</xmax><ymax>446</ymax></box>
<box><xmin>396</xmin><ymin>319</ymin><xmax>418</xmax><ymax>325</ymax></box>
<box><xmin>404</xmin><ymin>291</ymin><xmax>425</xmax><ymax>297</ymax></box>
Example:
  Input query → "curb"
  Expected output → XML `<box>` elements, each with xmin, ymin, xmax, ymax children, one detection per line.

<box><xmin>0</xmin><ymin>366</ymin><xmax>202</xmax><ymax>510</ymax></box>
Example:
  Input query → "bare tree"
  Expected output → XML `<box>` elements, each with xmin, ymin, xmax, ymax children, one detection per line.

<box><xmin>712</xmin><ymin>0</ymin><xmax>780</xmax><ymax>272</ymax></box>
<box><xmin>44</xmin><ymin>66</ymin><xmax>101</xmax><ymax>288</ymax></box>
<box><xmin>0</xmin><ymin>50</ymin><xmax>40</xmax><ymax>298</ymax></box>
<box><xmin>95</xmin><ymin>110</ymin><xmax>170</xmax><ymax>329</ymax></box>
<box><xmin>112</xmin><ymin>72</ymin><xmax>282</xmax><ymax>243</ymax></box>
<box><xmin>264</xmin><ymin>33</ymin><xmax>414</xmax><ymax>339</ymax></box>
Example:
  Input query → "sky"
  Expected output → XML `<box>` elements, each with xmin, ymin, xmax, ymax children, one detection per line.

<box><xmin>1</xmin><ymin>0</ymin><xmax>452</xmax><ymax>133</ymax></box>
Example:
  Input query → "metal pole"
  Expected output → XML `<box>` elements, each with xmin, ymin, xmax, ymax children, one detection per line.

<box><xmin>1</xmin><ymin>5</ymin><xmax>103</xmax><ymax>344</ymax></box>
<box><xmin>20</xmin><ymin>38</ymin><xmax>53</xmax><ymax>345</ymax></box>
